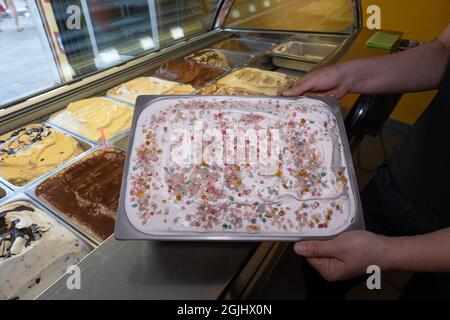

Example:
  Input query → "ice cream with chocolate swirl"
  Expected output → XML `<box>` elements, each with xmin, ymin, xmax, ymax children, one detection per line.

<box><xmin>0</xmin><ymin>124</ymin><xmax>84</xmax><ymax>187</ymax></box>
<box><xmin>0</xmin><ymin>201</ymin><xmax>90</xmax><ymax>300</ymax></box>
<box><xmin>185</xmin><ymin>49</ymin><xmax>230</xmax><ymax>67</ymax></box>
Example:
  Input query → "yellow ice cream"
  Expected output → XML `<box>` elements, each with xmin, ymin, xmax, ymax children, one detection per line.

<box><xmin>107</xmin><ymin>77</ymin><xmax>194</xmax><ymax>104</ymax></box>
<box><xmin>0</xmin><ymin>124</ymin><xmax>84</xmax><ymax>187</ymax></box>
<box><xmin>49</xmin><ymin>97</ymin><xmax>133</xmax><ymax>142</ymax></box>
<box><xmin>217</xmin><ymin>67</ymin><xmax>296</xmax><ymax>96</ymax></box>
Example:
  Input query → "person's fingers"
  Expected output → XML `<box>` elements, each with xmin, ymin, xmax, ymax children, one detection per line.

<box><xmin>306</xmin><ymin>257</ymin><xmax>345</xmax><ymax>282</ymax></box>
<box><xmin>303</xmin><ymin>90</ymin><xmax>336</xmax><ymax>97</ymax></box>
<box><xmin>293</xmin><ymin>240</ymin><xmax>337</xmax><ymax>258</ymax></box>
<box><xmin>306</xmin><ymin>258</ymin><xmax>332</xmax><ymax>278</ymax></box>
<box><xmin>303</xmin><ymin>84</ymin><xmax>348</xmax><ymax>98</ymax></box>
<box><xmin>327</xmin><ymin>82</ymin><xmax>351</xmax><ymax>98</ymax></box>
<box><xmin>324</xmin><ymin>86</ymin><xmax>348</xmax><ymax>99</ymax></box>
<box><xmin>282</xmin><ymin>77</ymin><xmax>316</xmax><ymax>96</ymax></box>
<box><xmin>282</xmin><ymin>83</ymin><xmax>310</xmax><ymax>96</ymax></box>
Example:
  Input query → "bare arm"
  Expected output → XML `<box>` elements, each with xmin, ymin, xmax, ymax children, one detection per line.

<box><xmin>386</xmin><ymin>228</ymin><xmax>450</xmax><ymax>272</ymax></box>
<box><xmin>349</xmin><ymin>26</ymin><xmax>450</xmax><ymax>94</ymax></box>
<box><xmin>284</xmin><ymin>24</ymin><xmax>450</xmax><ymax>97</ymax></box>
<box><xmin>294</xmin><ymin>228</ymin><xmax>450</xmax><ymax>281</ymax></box>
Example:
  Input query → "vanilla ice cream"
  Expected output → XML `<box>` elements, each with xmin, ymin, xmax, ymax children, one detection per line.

<box><xmin>49</xmin><ymin>97</ymin><xmax>133</xmax><ymax>142</ymax></box>
<box><xmin>217</xmin><ymin>67</ymin><xmax>296</xmax><ymax>95</ymax></box>
<box><xmin>107</xmin><ymin>77</ymin><xmax>194</xmax><ymax>104</ymax></box>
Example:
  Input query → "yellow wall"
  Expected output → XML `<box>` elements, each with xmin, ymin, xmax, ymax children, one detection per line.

<box><xmin>361</xmin><ymin>0</ymin><xmax>450</xmax><ymax>124</ymax></box>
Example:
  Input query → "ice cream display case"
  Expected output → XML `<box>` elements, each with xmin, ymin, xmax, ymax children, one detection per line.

<box><xmin>0</xmin><ymin>0</ymin><xmax>403</xmax><ymax>300</ymax></box>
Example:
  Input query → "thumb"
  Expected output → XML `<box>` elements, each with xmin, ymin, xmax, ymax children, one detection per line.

<box><xmin>294</xmin><ymin>240</ymin><xmax>336</xmax><ymax>258</ymax></box>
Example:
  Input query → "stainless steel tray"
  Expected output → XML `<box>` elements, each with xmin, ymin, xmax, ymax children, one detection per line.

<box><xmin>0</xmin><ymin>122</ymin><xmax>94</xmax><ymax>191</ymax></box>
<box><xmin>115</xmin><ymin>95</ymin><xmax>364</xmax><ymax>241</ymax></box>
<box><xmin>268</xmin><ymin>41</ymin><xmax>340</xmax><ymax>72</ymax></box>
<box><xmin>290</xmin><ymin>34</ymin><xmax>348</xmax><ymax>46</ymax></box>
<box><xmin>271</xmin><ymin>57</ymin><xmax>317</xmax><ymax>72</ymax></box>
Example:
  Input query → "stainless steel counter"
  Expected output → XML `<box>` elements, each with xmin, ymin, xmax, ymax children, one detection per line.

<box><xmin>39</xmin><ymin>238</ymin><xmax>259</xmax><ymax>300</ymax></box>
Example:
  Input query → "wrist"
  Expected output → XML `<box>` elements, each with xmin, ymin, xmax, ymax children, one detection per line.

<box><xmin>336</xmin><ymin>61</ymin><xmax>359</xmax><ymax>93</ymax></box>
<box><xmin>377</xmin><ymin>235</ymin><xmax>405</xmax><ymax>271</ymax></box>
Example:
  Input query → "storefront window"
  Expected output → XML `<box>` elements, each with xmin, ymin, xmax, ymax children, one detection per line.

<box><xmin>0</xmin><ymin>0</ymin><xmax>219</xmax><ymax>108</ymax></box>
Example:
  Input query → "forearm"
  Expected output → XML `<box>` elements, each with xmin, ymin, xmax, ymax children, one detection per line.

<box><xmin>342</xmin><ymin>38</ymin><xmax>450</xmax><ymax>94</ymax></box>
<box><xmin>381</xmin><ymin>228</ymin><xmax>450</xmax><ymax>272</ymax></box>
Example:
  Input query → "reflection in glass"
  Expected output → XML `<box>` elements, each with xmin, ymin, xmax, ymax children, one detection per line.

<box><xmin>86</xmin><ymin>0</ymin><xmax>153</xmax><ymax>57</ymax></box>
<box><xmin>0</xmin><ymin>0</ymin><xmax>219</xmax><ymax>109</ymax></box>
<box><xmin>155</xmin><ymin>0</ymin><xmax>218</xmax><ymax>46</ymax></box>
<box><xmin>224</xmin><ymin>0</ymin><xmax>354</xmax><ymax>34</ymax></box>
<box><xmin>57</xmin><ymin>0</ymin><xmax>220</xmax><ymax>77</ymax></box>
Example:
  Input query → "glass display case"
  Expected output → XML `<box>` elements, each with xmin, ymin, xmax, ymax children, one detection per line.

<box><xmin>0</xmin><ymin>0</ymin><xmax>400</xmax><ymax>300</ymax></box>
<box><xmin>0</xmin><ymin>0</ymin><xmax>361</xmax><ymax>111</ymax></box>
<box><xmin>222</xmin><ymin>0</ymin><xmax>357</xmax><ymax>34</ymax></box>
<box><xmin>31</xmin><ymin>0</ymin><xmax>219</xmax><ymax>82</ymax></box>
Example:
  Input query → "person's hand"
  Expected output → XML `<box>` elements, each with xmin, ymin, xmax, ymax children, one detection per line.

<box><xmin>294</xmin><ymin>230</ymin><xmax>390</xmax><ymax>281</ymax></box>
<box><xmin>283</xmin><ymin>64</ymin><xmax>354</xmax><ymax>98</ymax></box>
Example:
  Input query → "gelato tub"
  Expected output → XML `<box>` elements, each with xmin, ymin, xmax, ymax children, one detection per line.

<box><xmin>0</xmin><ymin>196</ymin><xmax>91</xmax><ymax>300</ymax></box>
<box><xmin>107</xmin><ymin>77</ymin><xmax>195</xmax><ymax>105</ymax></box>
<box><xmin>0</xmin><ymin>123</ymin><xmax>89</xmax><ymax>188</ymax></box>
<box><xmin>217</xmin><ymin>67</ymin><xmax>296</xmax><ymax>96</ymax></box>
<box><xmin>35</xmin><ymin>148</ymin><xmax>126</xmax><ymax>242</ymax></box>
<box><xmin>48</xmin><ymin>97</ymin><xmax>133</xmax><ymax>142</ymax></box>
<box><xmin>271</xmin><ymin>41</ymin><xmax>338</xmax><ymax>60</ymax></box>
<box><xmin>268</xmin><ymin>41</ymin><xmax>340</xmax><ymax>72</ymax></box>
<box><xmin>115</xmin><ymin>96</ymin><xmax>363</xmax><ymax>241</ymax></box>
<box><xmin>153</xmin><ymin>59</ymin><xmax>227</xmax><ymax>87</ymax></box>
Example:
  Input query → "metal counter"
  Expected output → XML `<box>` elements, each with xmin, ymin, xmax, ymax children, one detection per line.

<box><xmin>39</xmin><ymin>239</ymin><xmax>260</xmax><ymax>300</ymax></box>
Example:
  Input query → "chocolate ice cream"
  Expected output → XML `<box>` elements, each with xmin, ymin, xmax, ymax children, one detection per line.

<box><xmin>36</xmin><ymin>148</ymin><xmax>126</xmax><ymax>241</ymax></box>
